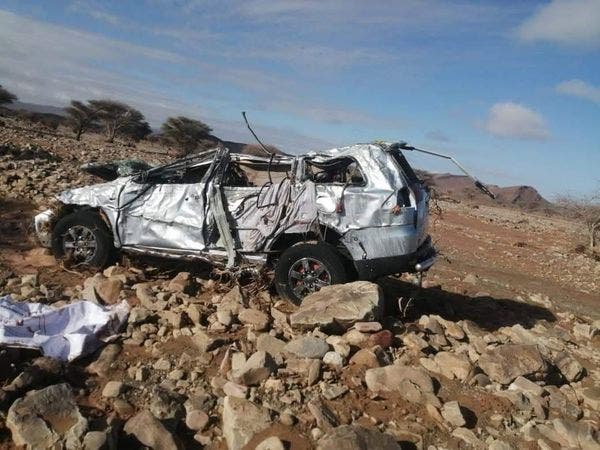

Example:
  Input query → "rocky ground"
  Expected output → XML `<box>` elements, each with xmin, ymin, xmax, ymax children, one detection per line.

<box><xmin>0</xmin><ymin>119</ymin><xmax>599</xmax><ymax>449</ymax></box>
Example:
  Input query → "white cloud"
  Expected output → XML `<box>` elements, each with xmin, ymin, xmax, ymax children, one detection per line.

<box><xmin>0</xmin><ymin>9</ymin><xmax>372</xmax><ymax>152</ymax></box>
<box><xmin>483</xmin><ymin>102</ymin><xmax>550</xmax><ymax>140</ymax></box>
<box><xmin>556</xmin><ymin>79</ymin><xmax>600</xmax><ymax>104</ymax></box>
<box><xmin>518</xmin><ymin>0</ymin><xmax>600</xmax><ymax>47</ymax></box>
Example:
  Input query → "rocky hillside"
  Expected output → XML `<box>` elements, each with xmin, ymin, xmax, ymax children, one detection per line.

<box><xmin>418</xmin><ymin>171</ymin><xmax>553</xmax><ymax>212</ymax></box>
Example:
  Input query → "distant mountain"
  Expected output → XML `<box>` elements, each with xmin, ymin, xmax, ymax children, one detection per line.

<box><xmin>5</xmin><ymin>101</ymin><xmax>66</xmax><ymax>116</ymax></box>
<box><xmin>417</xmin><ymin>171</ymin><xmax>553</xmax><ymax>212</ymax></box>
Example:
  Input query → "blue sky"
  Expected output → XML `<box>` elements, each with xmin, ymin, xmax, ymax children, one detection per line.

<box><xmin>0</xmin><ymin>0</ymin><xmax>598</xmax><ymax>198</ymax></box>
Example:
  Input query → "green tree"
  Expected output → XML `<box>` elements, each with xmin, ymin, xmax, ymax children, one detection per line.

<box><xmin>160</xmin><ymin>116</ymin><xmax>213</xmax><ymax>155</ymax></box>
<box><xmin>65</xmin><ymin>100</ymin><xmax>101</xmax><ymax>140</ymax></box>
<box><xmin>0</xmin><ymin>85</ymin><xmax>17</xmax><ymax>106</ymax></box>
<box><xmin>89</xmin><ymin>99</ymin><xmax>148</xmax><ymax>143</ymax></box>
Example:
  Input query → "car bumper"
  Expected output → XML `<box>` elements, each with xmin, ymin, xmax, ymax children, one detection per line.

<box><xmin>33</xmin><ymin>209</ymin><xmax>54</xmax><ymax>248</ymax></box>
<box><xmin>354</xmin><ymin>235</ymin><xmax>436</xmax><ymax>280</ymax></box>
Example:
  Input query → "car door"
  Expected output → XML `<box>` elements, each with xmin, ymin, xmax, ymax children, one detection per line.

<box><xmin>117</xmin><ymin>155</ymin><xmax>218</xmax><ymax>252</ymax></box>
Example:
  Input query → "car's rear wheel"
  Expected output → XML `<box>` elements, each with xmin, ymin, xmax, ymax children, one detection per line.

<box><xmin>274</xmin><ymin>242</ymin><xmax>348</xmax><ymax>304</ymax></box>
<box><xmin>51</xmin><ymin>210</ymin><xmax>114</xmax><ymax>268</ymax></box>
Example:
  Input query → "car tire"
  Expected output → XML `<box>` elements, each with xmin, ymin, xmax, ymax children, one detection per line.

<box><xmin>51</xmin><ymin>209</ymin><xmax>114</xmax><ymax>268</ymax></box>
<box><xmin>274</xmin><ymin>242</ymin><xmax>349</xmax><ymax>304</ymax></box>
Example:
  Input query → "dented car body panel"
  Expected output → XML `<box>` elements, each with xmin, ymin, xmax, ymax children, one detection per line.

<box><xmin>36</xmin><ymin>142</ymin><xmax>436</xmax><ymax>279</ymax></box>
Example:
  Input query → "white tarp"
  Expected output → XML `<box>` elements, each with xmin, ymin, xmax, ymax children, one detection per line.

<box><xmin>0</xmin><ymin>296</ymin><xmax>129</xmax><ymax>361</ymax></box>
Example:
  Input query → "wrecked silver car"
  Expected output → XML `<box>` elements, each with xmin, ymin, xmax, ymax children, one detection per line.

<box><xmin>35</xmin><ymin>141</ymin><xmax>490</xmax><ymax>303</ymax></box>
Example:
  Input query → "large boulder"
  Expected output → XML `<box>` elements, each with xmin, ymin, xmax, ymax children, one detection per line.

<box><xmin>290</xmin><ymin>281</ymin><xmax>383</xmax><ymax>332</ymax></box>
<box><xmin>6</xmin><ymin>383</ymin><xmax>88</xmax><ymax>449</ymax></box>
<box><xmin>317</xmin><ymin>425</ymin><xmax>401</xmax><ymax>450</ymax></box>
<box><xmin>222</xmin><ymin>396</ymin><xmax>271</xmax><ymax>450</ymax></box>
<box><xmin>478</xmin><ymin>344</ymin><xmax>548</xmax><ymax>385</ymax></box>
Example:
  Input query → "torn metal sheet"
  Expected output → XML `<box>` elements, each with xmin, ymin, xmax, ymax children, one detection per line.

<box><xmin>0</xmin><ymin>296</ymin><xmax>129</xmax><ymax>361</ymax></box>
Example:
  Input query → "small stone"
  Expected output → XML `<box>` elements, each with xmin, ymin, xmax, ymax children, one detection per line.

<box><xmin>87</xmin><ymin>344</ymin><xmax>121</xmax><ymax>376</ymax></box>
<box><xmin>323</xmin><ymin>351</ymin><xmax>344</xmax><ymax>367</ymax></box>
<box><xmin>452</xmin><ymin>427</ymin><xmax>482</xmax><ymax>447</ymax></box>
<box><xmin>354</xmin><ymin>322</ymin><xmax>382</xmax><ymax>333</ymax></box>
<box><xmin>256</xmin><ymin>333</ymin><xmax>286</xmax><ymax>356</ymax></box>
<box><xmin>124</xmin><ymin>410</ymin><xmax>178</xmax><ymax>450</ymax></box>
<box><xmin>441</xmin><ymin>401</ymin><xmax>466</xmax><ymax>427</ymax></box>
<box><xmin>307</xmin><ymin>359</ymin><xmax>322</xmax><ymax>386</ymax></box>
<box><xmin>317</xmin><ymin>425</ymin><xmax>401</xmax><ymax>450</ymax></box>
<box><xmin>478</xmin><ymin>344</ymin><xmax>547</xmax><ymax>384</ymax></box>
<box><xmin>192</xmin><ymin>329</ymin><xmax>226</xmax><ymax>352</ymax></box>
<box><xmin>238</xmin><ymin>308</ymin><xmax>270</xmax><ymax>331</ymax></box>
<box><xmin>320</xmin><ymin>383</ymin><xmax>348</xmax><ymax>400</ymax></box>
<box><xmin>153</xmin><ymin>358</ymin><xmax>172</xmax><ymax>371</ymax></box>
<box><xmin>102</xmin><ymin>381</ymin><xmax>124</xmax><ymax>398</ymax></box>
<box><xmin>223</xmin><ymin>381</ymin><xmax>249</xmax><ymax>398</ymax></box>
<box><xmin>365</xmin><ymin>364</ymin><xmax>437</xmax><ymax>406</ymax></box>
<box><xmin>222</xmin><ymin>396</ymin><xmax>271</xmax><ymax>450</ymax></box>
<box><xmin>168</xmin><ymin>369</ymin><xmax>185</xmax><ymax>381</ymax></box>
<box><xmin>509</xmin><ymin>376</ymin><xmax>544</xmax><ymax>397</ymax></box>
<box><xmin>350</xmin><ymin>348</ymin><xmax>383</xmax><ymax>368</ymax></box>
<box><xmin>579</xmin><ymin>386</ymin><xmax>600</xmax><ymax>410</ymax></box>
<box><xmin>217</xmin><ymin>309</ymin><xmax>233</xmax><ymax>326</ymax></box>
<box><xmin>186</xmin><ymin>409</ymin><xmax>209</xmax><ymax>431</ymax></box>
<box><xmin>233</xmin><ymin>351</ymin><xmax>276</xmax><ymax>386</ymax></box>
<box><xmin>113</xmin><ymin>399</ymin><xmax>135</xmax><ymax>418</ymax></box>
<box><xmin>82</xmin><ymin>430</ymin><xmax>107</xmax><ymax>450</ymax></box>
<box><xmin>284</xmin><ymin>336</ymin><xmax>329</xmax><ymax>359</ymax></box>
<box><xmin>168</xmin><ymin>271</ymin><xmax>193</xmax><ymax>293</ymax></box>
<box><xmin>554</xmin><ymin>352</ymin><xmax>585</xmax><ymax>382</ymax></box>
<box><xmin>256</xmin><ymin>436</ymin><xmax>285</xmax><ymax>450</ymax></box>
<box><xmin>367</xmin><ymin>330</ymin><xmax>393</xmax><ymax>348</ymax></box>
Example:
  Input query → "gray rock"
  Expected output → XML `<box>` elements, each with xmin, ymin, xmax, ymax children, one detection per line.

<box><xmin>317</xmin><ymin>425</ymin><xmax>401</xmax><ymax>450</ymax></box>
<box><xmin>123</xmin><ymin>410</ymin><xmax>178</xmax><ymax>450</ymax></box>
<box><xmin>222</xmin><ymin>396</ymin><xmax>271</xmax><ymax>450</ymax></box>
<box><xmin>290</xmin><ymin>281</ymin><xmax>383</xmax><ymax>331</ymax></box>
<box><xmin>6</xmin><ymin>383</ymin><xmax>88</xmax><ymax>449</ymax></box>
<box><xmin>284</xmin><ymin>336</ymin><xmax>329</xmax><ymax>359</ymax></box>
<box><xmin>478</xmin><ymin>344</ymin><xmax>547</xmax><ymax>384</ymax></box>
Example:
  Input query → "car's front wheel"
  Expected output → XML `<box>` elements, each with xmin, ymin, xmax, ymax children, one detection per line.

<box><xmin>51</xmin><ymin>209</ymin><xmax>114</xmax><ymax>268</ymax></box>
<box><xmin>274</xmin><ymin>242</ymin><xmax>348</xmax><ymax>304</ymax></box>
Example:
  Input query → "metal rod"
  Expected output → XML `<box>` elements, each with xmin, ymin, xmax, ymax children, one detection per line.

<box><xmin>242</xmin><ymin>111</ymin><xmax>273</xmax><ymax>156</ymax></box>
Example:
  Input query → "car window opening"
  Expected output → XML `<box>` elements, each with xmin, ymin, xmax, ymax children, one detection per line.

<box><xmin>305</xmin><ymin>158</ymin><xmax>366</xmax><ymax>186</ymax></box>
